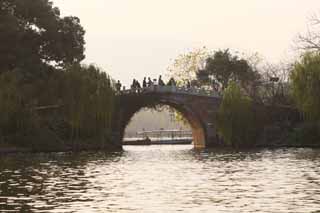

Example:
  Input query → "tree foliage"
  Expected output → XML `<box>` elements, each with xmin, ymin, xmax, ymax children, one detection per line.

<box><xmin>291</xmin><ymin>52</ymin><xmax>320</xmax><ymax>121</ymax></box>
<box><xmin>0</xmin><ymin>71</ymin><xmax>38</xmax><ymax>142</ymax></box>
<box><xmin>167</xmin><ymin>48</ymin><xmax>261</xmax><ymax>90</ymax></box>
<box><xmin>202</xmin><ymin>49</ymin><xmax>260</xmax><ymax>90</ymax></box>
<box><xmin>167</xmin><ymin>47</ymin><xmax>209</xmax><ymax>86</ymax></box>
<box><xmin>62</xmin><ymin>65</ymin><xmax>115</xmax><ymax>143</ymax></box>
<box><xmin>0</xmin><ymin>1</ymin><xmax>115</xmax><ymax>150</ymax></box>
<box><xmin>0</xmin><ymin>0</ymin><xmax>85</xmax><ymax>74</ymax></box>
<box><xmin>0</xmin><ymin>71</ymin><xmax>25</xmax><ymax>136</ymax></box>
<box><xmin>0</xmin><ymin>65</ymin><xmax>115</xmax><ymax>148</ymax></box>
<box><xmin>216</xmin><ymin>82</ymin><xmax>256</xmax><ymax>147</ymax></box>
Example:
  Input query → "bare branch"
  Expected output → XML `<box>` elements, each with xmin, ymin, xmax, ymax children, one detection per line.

<box><xmin>296</xmin><ymin>12</ymin><xmax>320</xmax><ymax>51</ymax></box>
<box><xmin>308</xmin><ymin>13</ymin><xmax>320</xmax><ymax>26</ymax></box>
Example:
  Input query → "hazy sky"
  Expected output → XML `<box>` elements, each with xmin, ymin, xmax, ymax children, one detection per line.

<box><xmin>52</xmin><ymin>0</ymin><xmax>320</xmax><ymax>86</ymax></box>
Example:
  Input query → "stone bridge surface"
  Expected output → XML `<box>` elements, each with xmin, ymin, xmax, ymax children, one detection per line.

<box><xmin>113</xmin><ymin>86</ymin><xmax>223</xmax><ymax>148</ymax></box>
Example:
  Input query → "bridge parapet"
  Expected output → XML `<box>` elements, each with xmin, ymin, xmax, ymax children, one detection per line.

<box><xmin>118</xmin><ymin>85</ymin><xmax>222</xmax><ymax>97</ymax></box>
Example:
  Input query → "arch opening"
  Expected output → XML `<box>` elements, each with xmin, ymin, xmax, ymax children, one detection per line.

<box><xmin>121</xmin><ymin>103</ymin><xmax>206</xmax><ymax>149</ymax></box>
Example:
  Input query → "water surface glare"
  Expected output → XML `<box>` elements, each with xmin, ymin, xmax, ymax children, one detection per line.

<box><xmin>1</xmin><ymin>145</ymin><xmax>320</xmax><ymax>212</ymax></box>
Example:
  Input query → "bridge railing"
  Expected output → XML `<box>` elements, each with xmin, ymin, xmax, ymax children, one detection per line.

<box><xmin>136</xmin><ymin>129</ymin><xmax>193</xmax><ymax>138</ymax></box>
<box><xmin>118</xmin><ymin>85</ymin><xmax>222</xmax><ymax>97</ymax></box>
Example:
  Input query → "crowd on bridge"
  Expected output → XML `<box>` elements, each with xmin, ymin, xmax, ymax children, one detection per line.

<box><xmin>115</xmin><ymin>75</ymin><xmax>223</xmax><ymax>97</ymax></box>
<box><xmin>115</xmin><ymin>75</ymin><xmax>181</xmax><ymax>92</ymax></box>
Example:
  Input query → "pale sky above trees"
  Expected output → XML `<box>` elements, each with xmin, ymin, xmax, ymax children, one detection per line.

<box><xmin>52</xmin><ymin>0</ymin><xmax>320</xmax><ymax>86</ymax></box>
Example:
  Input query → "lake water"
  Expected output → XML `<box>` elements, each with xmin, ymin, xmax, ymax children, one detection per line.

<box><xmin>1</xmin><ymin>145</ymin><xmax>320</xmax><ymax>212</ymax></box>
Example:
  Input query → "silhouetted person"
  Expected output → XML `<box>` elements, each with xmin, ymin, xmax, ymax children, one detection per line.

<box><xmin>143</xmin><ymin>77</ymin><xmax>147</xmax><ymax>88</ymax></box>
<box><xmin>186</xmin><ymin>80</ymin><xmax>191</xmax><ymax>89</ymax></box>
<box><xmin>145</xmin><ymin>136</ymin><xmax>151</xmax><ymax>143</ymax></box>
<box><xmin>134</xmin><ymin>80</ymin><xmax>141</xmax><ymax>93</ymax></box>
<box><xmin>116</xmin><ymin>80</ymin><xmax>122</xmax><ymax>91</ymax></box>
<box><xmin>158</xmin><ymin>75</ymin><xmax>165</xmax><ymax>86</ymax></box>
<box><xmin>171</xmin><ymin>78</ymin><xmax>176</xmax><ymax>86</ymax></box>
<box><xmin>131</xmin><ymin>79</ymin><xmax>136</xmax><ymax>90</ymax></box>
<box><xmin>147</xmin><ymin>77</ymin><xmax>153</xmax><ymax>87</ymax></box>
<box><xmin>136</xmin><ymin>80</ymin><xmax>141</xmax><ymax>89</ymax></box>
<box><xmin>167</xmin><ymin>77</ymin><xmax>176</xmax><ymax>86</ymax></box>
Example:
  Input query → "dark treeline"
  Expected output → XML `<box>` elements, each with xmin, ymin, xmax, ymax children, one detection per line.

<box><xmin>209</xmin><ymin>48</ymin><xmax>320</xmax><ymax>147</ymax></box>
<box><xmin>0</xmin><ymin>0</ymin><xmax>116</xmax><ymax>151</ymax></box>
<box><xmin>169</xmin><ymin>39</ymin><xmax>320</xmax><ymax>147</ymax></box>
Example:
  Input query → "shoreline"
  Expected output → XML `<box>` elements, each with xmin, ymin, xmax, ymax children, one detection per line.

<box><xmin>1</xmin><ymin>143</ymin><xmax>320</xmax><ymax>155</ymax></box>
<box><xmin>0</xmin><ymin>144</ymin><xmax>123</xmax><ymax>155</ymax></box>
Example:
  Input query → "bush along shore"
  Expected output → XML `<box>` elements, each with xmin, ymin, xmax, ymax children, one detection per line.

<box><xmin>0</xmin><ymin>65</ymin><xmax>120</xmax><ymax>153</ymax></box>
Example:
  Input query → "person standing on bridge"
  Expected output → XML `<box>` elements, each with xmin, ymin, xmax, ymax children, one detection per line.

<box><xmin>172</xmin><ymin>78</ymin><xmax>176</xmax><ymax>86</ymax></box>
<box><xmin>131</xmin><ymin>79</ymin><xmax>135</xmax><ymax>90</ymax></box>
<box><xmin>143</xmin><ymin>77</ymin><xmax>147</xmax><ymax>88</ymax></box>
<box><xmin>158</xmin><ymin>75</ymin><xmax>165</xmax><ymax>86</ymax></box>
<box><xmin>187</xmin><ymin>80</ymin><xmax>191</xmax><ymax>89</ymax></box>
<box><xmin>136</xmin><ymin>80</ymin><xmax>141</xmax><ymax>89</ymax></box>
<box><xmin>131</xmin><ymin>79</ymin><xmax>139</xmax><ymax>92</ymax></box>
<box><xmin>147</xmin><ymin>77</ymin><xmax>153</xmax><ymax>87</ymax></box>
<box><xmin>153</xmin><ymin>78</ymin><xmax>157</xmax><ymax>85</ymax></box>
<box><xmin>167</xmin><ymin>77</ymin><xmax>176</xmax><ymax>87</ymax></box>
<box><xmin>116</xmin><ymin>80</ymin><xmax>122</xmax><ymax>92</ymax></box>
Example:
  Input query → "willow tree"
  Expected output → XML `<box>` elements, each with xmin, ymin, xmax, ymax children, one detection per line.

<box><xmin>0</xmin><ymin>71</ymin><xmax>35</xmax><ymax>141</ymax></box>
<box><xmin>216</xmin><ymin>82</ymin><xmax>256</xmax><ymax>147</ymax></box>
<box><xmin>62</xmin><ymin>64</ymin><xmax>115</xmax><ymax>148</ymax></box>
<box><xmin>0</xmin><ymin>72</ymin><xmax>19</xmax><ymax>137</ymax></box>
<box><xmin>291</xmin><ymin>52</ymin><xmax>320</xmax><ymax>121</ymax></box>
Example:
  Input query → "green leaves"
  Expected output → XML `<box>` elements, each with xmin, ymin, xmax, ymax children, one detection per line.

<box><xmin>167</xmin><ymin>47</ymin><xmax>209</xmax><ymax>86</ymax></box>
<box><xmin>0</xmin><ymin>0</ymin><xmax>85</xmax><ymax>74</ymax></box>
<box><xmin>217</xmin><ymin>82</ymin><xmax>256</xmax><ymax>147</ymax></box>
<box><xmin>0</xmin><ymin>65</ymin><xmax>115</xmax><ymax>147</ymax></box>
<box><xmin>0</xmin><ymin>1</ymin><xmax>111</xmax><ymax>148</ymax></box>
<box><xmin>62</xmin><ymin>65</ymin><xmax>115</xmax><ymax>142</ymax></box>
<box><xmin>204</xmin><ymin>49</ymin><xmax>259</xmax><ymax>90</ymax></box>
<box><xmin>0</xmin><ymin>71</ymin><xmax>36</xmax><ymax>138</ymax></box>
<box><xmin>291</xmin><ymin>52</ymin><xmax>320</xmax><ymax>121</ymax></box>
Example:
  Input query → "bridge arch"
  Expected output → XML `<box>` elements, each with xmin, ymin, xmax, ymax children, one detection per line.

<box><xmin>116</xmin><ymin>93</ymin><xmax>209</xmax><ymax>148</ymax></box>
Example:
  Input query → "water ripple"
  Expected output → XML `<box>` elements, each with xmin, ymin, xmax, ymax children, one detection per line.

<box><xmin>1</xmin><ymin>145</ymin><xmax>320</xmax><ymax>212</ymax></box>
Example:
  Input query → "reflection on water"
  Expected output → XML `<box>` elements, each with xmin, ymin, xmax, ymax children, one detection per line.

<box><xmin>1</xmin><ymin>145</ymin><xmax>320</xmax><ymax>212</ymax></box>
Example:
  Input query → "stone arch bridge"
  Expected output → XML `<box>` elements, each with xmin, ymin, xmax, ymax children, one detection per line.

<box><xmin>113</xmin><ymin>86</ymin><xmax>223</xmax><ymax>148</ymax></box>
